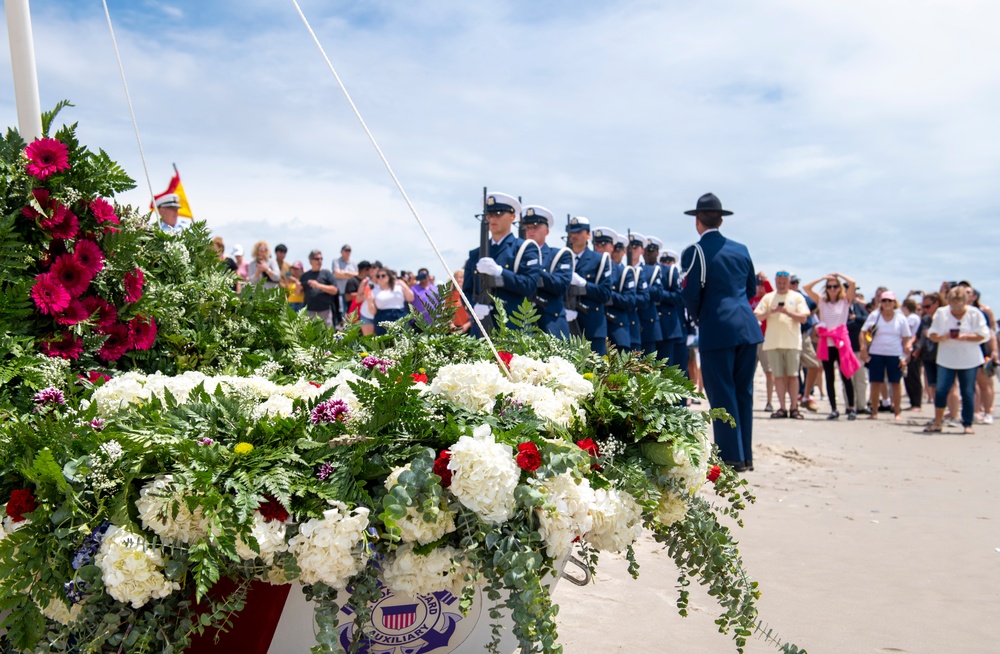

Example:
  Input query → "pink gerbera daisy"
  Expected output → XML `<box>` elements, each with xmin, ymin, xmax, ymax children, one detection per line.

<box><xmin>24</xmin><ymin>138</ymin><xmax>70</xmax><ymax>180</ymax></box>
<box><xmin>21</xmin><ymin>188</ymin><xmax>57</xmax><ymax>220</ymax></box>
<box><xmin>51</xmin><ymin>253</ymin><xmax>93</xmax><ymax>298</ymax></box>
<box><xmin>82</xmin><ymin>296</ymin><xmax>117</xmax><ymax>330</ymax></box>
<box><xmin>89</xmin><ymin>197</ymin><xmax>120</xmax><ymax>226</ymax></box>
<box><xmin>40</xmin><ymin>205</ymin><xmax>79</xmax><ymax>240</ymax></box>
<box><xmin>127</xmin><ymin>314</ymin><xmax>157</xmax><ymax>351</ymax></box>
<box><xmin>73</xmin><ymin>240</ymin><xmax>105</xmax><ymax>277</ymax></box>
<box><xmin>40</xmin><ymin>332</ymin><xmax>83</xmax><ymax>360</ymax></box>
<box><xmin>123</xmin><ymin>268</ymin><xmax>144</xmax><ymax>303</ymax></box>
<box><xmin>97</xmin><ymin>323</ymin><xmax>130</xmax><ymax>361</ymax></box>
<box><xmin>31</xmin><ymin>272</ymin><xmax>71</xmax><ymax>315</ymax></box>
<box><xmin>54</xmin><ymin>298</ymin><xmax>89</xmax><ymax>326</ymax></box>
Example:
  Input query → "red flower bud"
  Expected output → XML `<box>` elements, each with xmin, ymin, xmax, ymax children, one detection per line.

<box><xmin>433</xmin><ymin>450</ymin><xmax>452</xmax><ymax>488</ymax></box>
<box><xmin>497</xmin><ymin>351</ymin><xmax>514</xmax><ymax>368</ymax></box>
<box><xmin>515</xmin><ymin>442</ymin><xmax>542</xmax><ymax>472</ymax></box>
<box><xmin>258</xmin><ymin>495</ymin><xmax>290</xmax><ymax>523</ymax></box>
<box><xmin>707</xmin><ymin>465</ymin><xmax>721</xmax><ymax>483</ymax></box>
<box><xmin>411</xmin><ymin>373</ymin><xmax>429</xmax><ymax>384</ymax></box>
<box><xmin>576</xmin><ymin>438</ymin><xmax>599</xmax><ymax>458</ymax></box>
<box><xmin>308</xmin><ymin>381</ymin><xmax>322</xmax><ymax>388</ymax></box>
<box><xmin>6</xmin><ymin>488</ymin><xmax>38</xmax><ymax>523</ymax></box>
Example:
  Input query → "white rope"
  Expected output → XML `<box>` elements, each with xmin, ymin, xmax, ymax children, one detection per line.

<box><xmin>289</xmin><ymin>0</ymin><xmax>511</xmax><ymax>373</ymax></box>
<box><xmin>101</xmin><ymin>0</ymin><xmax>157</xmax><ymax>208</ymax></box>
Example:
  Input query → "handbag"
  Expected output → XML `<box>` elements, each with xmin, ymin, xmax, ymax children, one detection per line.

<box><xmin>864</xmin><ymin>313</ymin><xmax>881</xmax><ymax>343</ymax></box>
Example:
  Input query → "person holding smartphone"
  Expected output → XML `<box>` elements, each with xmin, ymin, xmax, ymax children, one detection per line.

<box><xmin>859</xmin><ymin>291</ymin><xmax>912</xmax><ymax>421</ymax></box>
<box><xmin>753</xmin><ymin>271</ymin><xmax>810</xmax><ymax>419</ymax></box>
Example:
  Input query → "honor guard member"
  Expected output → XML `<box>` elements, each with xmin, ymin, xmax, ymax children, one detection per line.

<box><xmin>657</xmin><ymin>244</ymin><xmax>689</xmax><ymax>376</ymax></box>
<box><xmin>594</xmin><ymin>227</ymin><xmax>634</xmax><ymax>350</ymax></box>
<box><xmin>155</xmin><ymin>194</ymin><xmax>191</xmax><ymax>234</ymax></box>
<box><xmin>614</xmin><ymin>232</ymin><xmax>641</xmax><ymax>352</ymax></box>
<box><xmin>565</xmin><ymin>217</ymin><xmax>613</xmax><ymax>354</ymax></box>
<box><xmin>679</xmin><ymin>193</ymin><xmax>762</xmax><ymax>472</ymax></box>
<box><xmin>626</xmin><ymin>232</ymin><xmax>650</xmax><ymax>352</ymax></box>
<box><xmin>522</xmin><ymin>205</ymin><xmax>572</xmax><ymax>337</ymax></box>
<box><xmin>463</xmin><ymin>192</ymin><xmax>542</xmax><ymax>335</ymax></box>
<box><xmin>639</xmin><ymin>236</ymin><xmax>665</xmax><ymax>355</ymax></box>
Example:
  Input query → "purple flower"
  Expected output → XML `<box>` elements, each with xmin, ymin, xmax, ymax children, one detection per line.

<box><xmin>316</xmin><ymin>462</ymin><xmax>335</xmax><ymax>480</ymax></box>
<box><xmin>33</xmin><ymin>387</ymin><xmax>66</xmax><ymax>409</ymax></box>
<box><xmin>71</xmin><ymin>520</ymin><xmax>110</xmax><ymax>571</ymax></box>
<box><xmin>90</xmin><ymin>418</ymin><xmax>106</xmax><ymax>431</ymax></box>
<box><xmin>64</xmin><ymin>579</ymin><xmax>87</xmax><ymax>604</ymax></box>
<box><xmin>361</xmin><ymin>355</ymin><xmax>397</xmax><ymax>374</ymax></box>
<box><xmin>198</xmin><ymin>437</ymin><xmax>215</xmax><ymax>446</ymax></box>
<box><xmin>310</xmin><ymin>399</ymin><xmax>350</xmax><ymax>425</ymax></box>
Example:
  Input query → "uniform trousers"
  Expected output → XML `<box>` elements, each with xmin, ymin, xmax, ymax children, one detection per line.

<box><xmin>590</xmin><ymin>338</ymin><xmax>608</xmax><ymax>356</ymax></box>
<box><xmin>658</xmin><ymin>338</ymin><xmax>690</xmax><ymax>378</ymax></box>
<box><xmin>700</xmin><ymin>343</ymin><xmax>757</xmax><ymax>465</ymax></box>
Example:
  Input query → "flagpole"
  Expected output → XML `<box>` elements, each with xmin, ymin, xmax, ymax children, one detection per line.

<box><xmin>5</xmin><ymin>0</ymin><xmax>43</xmax><ymax>141</ymax></box>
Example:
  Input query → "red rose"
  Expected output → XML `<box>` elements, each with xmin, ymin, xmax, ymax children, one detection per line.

<box><xmin>6</xmin><ymin>488</ymin><xmax>38</xmax><ymax>523</ymax></box>
<box><xmin>258</xmin><ymin>495</ymin><xmax>290</xmax><ymax>523</ymax></box>
<box><xmin>433</xmin><ymin>450</ymin><xmax>452</xmax><ymax>488</ymax></box>
<box><xmin>308</xmin><ymin>381</ymin><xmax>322</xmax><ymax>388</ymax></box>
<box><xmin>515</xmin><ymin>442</ymin><xmax>542</xmax><ymax>472</ymax></box>
<box><xmin>576</xmin><ymin>438</ymin><xmax>600</xmax><ymax>458</ymax></box>
<box><xmin>707</xmin><ymin>465</ymin><xmax>721</xmax><ymax>483</ymax></box>
<box><xmin>497</xmin><ymin>351</ymin><xmax>514</xmax><ymax>368</ymax></box>
<box><xmin>411</xmin><ymin>373</ymin><xmax>429</xmax><ymax>384</ymax></box>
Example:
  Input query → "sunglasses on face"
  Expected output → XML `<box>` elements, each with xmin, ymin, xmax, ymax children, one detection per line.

<box><xmin>881</xmin><ymin>299</ymin><xmax>894</xmax><ymax>303</ymax></box>
<box><xmin>776</xmin><ymin>271</ymin><xmax>790</xmax><ymax>277</ymax></box>
<box><xmin>376</xmin><ymin>274</ymin><xmax>388</xmax><ymax>279</ymax></box>
<box><xmin>922</xmin><ymin>304</ymin><xmax>933</xmax><ymax>309</ymax></box>
<box><xmin>827</xmin><ymin>285</ymin><xmax>841</xmax><ymax>289</ymax></box>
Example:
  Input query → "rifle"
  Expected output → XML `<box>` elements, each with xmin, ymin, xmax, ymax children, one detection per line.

<box><xmin>565</xmin><ymin>213</ymin><xmax>585</xmax><ymax>336</ymax></box>
<box><xmin>517</xmin><ymin>195</ymin><xmax>526</xmax><ymax>240</ymax></box>
<box><xmin>474</xmin><ymin>186</ymin><xmax>496</xmax><ymax>333</ymax></box>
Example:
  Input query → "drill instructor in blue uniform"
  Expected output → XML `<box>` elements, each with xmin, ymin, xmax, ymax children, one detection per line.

<box><xmin>679</xmin><ymin>193</ymin><xmax>762</xmax><ymax>472</ymax></box>
<box><xmin>522</xmin><ymin>205</ymin><xmax>572</xmax><ymax>337</ymax></box>
<box><xmin>463</xmin><ymin>192</ymin><xmax>542</xmax><ymax>335</ymax></box>
<box><xmin>565</xmin><ymin>217</ymin><xmax>613</xmax><ymax>354</ymax></box>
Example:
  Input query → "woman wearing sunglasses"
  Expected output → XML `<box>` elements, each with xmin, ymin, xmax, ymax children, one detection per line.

<box><xmin>366</xmin><ymin>268</ymin><xmax>415</xmax><ymax>336</ymax></box>
<box><xmin>859</xmin><ymin>291</ymin><xmax>912</xmax><ymax>420</ymax></box>
<box><xmin>804</xmin><ymin>273</ymin><xmax>860</xmax><ymax>420</ymax></box>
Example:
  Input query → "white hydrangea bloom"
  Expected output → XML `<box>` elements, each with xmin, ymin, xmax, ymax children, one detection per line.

<box><xmin>509</xmin><ymin>383</ymin><xmax>583</xmax><ymax>427</ymax></box>
<box><xmin>428</xmin><ymin>362</ymin><xmax>510</xmax><ymax>413</ymax></box>
<box><xmin>39</xmin><ymin>598</ymin><xmax>83</xmax><ymax>625</ymax></box>
<box><xmin>384</xmin><ymin>465</ymin><xmax>457</xmax><ymax>544</ymax></box>
<box><xmin>535</xmin><ymin>472</ymin><xmax>595</xmax><ymax>559</ymax></box>
<box><xmin>382</xmin><ymin>544</ymin><xmax>471</xmax><ymax>597</ymax></box>
<box><xmin>96</xmin><ymin>526</ymin><xmax>179</xmax><ymax>608</ymax></box>
<box><xmin>655</xmin><ymin>492</ymin><xmax>688</xmax><ymax>527</ymax></box>
<box><xmin>447</xmin><ymin>425</ymin><xmax>519</xmax><ymax>524</ymax></box>
<box><xmin>542</xmin><ymin>356</ymin><xmax>594</xmax><ymax>400</ymax></box>
<box><xmin>135</xmin><ymin>476</ymin><xmax>209</xmax><ymax>545</ymax></box>
<box><xmin>288</xmin><ymin>502</ymin><xmax>370</xmax><ymax>589</ymax></box>
<box><xmin>235</xmin><ymin>513</ymin><xmax>289</xmax><ymax>565</ymax></box>
<box><xmin>585</xmin><ymin>489</ymin><xmax>643</xmax><ymax>553</ymax></box>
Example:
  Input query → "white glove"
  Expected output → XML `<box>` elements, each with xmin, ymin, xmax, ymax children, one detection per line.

<box><xmin>571</xmin><ymin>272</ymin><xmax>587</xmax><ymax>288</ymax></box>
<box><xmin>476</xmin><ymin>258</ymin><xmax>503</xmax><ymax>277</ymax></box>
<box><xmin>473</xmin><ymin>303</ymin><xmax>492</xmax><ymax>320</ymax></box>
<box><xmin>565</xmin><ymin>309</ymin><xmax>578</xmax><ymax>322</ymax></box>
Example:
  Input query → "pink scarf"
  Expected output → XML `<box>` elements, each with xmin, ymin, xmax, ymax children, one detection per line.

<box><xmin>815</xmin><ymin>324</ymin><xmax>861</xmax><ymax>379</ymax></box>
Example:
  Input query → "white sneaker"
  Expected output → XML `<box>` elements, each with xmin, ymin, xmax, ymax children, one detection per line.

<box><xmin>984</xmin><ymin>414</ymin><xmax>994</xmax><ymax>425</ymax></box>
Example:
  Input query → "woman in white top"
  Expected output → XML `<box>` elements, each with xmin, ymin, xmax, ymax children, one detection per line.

<box><xmin>859</xmin><ymin>291</ymin><xmax>912</xmax><ymax>421</ymax></box>
<box><xmin>247</xmin><ymin>240</ymin><xmax>281</xmax><ymax>289</ymax></box>
<box><xmin>804</xmin><ymin>272</ymin><xmax>857</xmax><ymax>420</ymax></box>
<box><xmin>924</xmin><ymin>286</ymin><xmax>991</xmax><ymax>433</ymax></box>
<box><xmin>367</xmin><ymin>268</ymin><xmax>414</xmax><ymax>336</ymax></box>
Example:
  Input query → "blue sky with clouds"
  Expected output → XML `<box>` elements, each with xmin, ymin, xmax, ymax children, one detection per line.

<box><xmin>2</xmin><ymin>0</ymin><xmax>999</xmax><ymax>301</ymax></box>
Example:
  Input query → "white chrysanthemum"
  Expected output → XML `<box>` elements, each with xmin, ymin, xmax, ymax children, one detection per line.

<box><xmin>135</xmin><ymin>476</ymin><xmax>209</xmax><ymax>545</ymax></box>
<box><xmin>288</xmin><ymin>502</ymin><xmax>370</xmax><ymax>589</ymax></box>
<box><xmin>254</xmin><ymin>394</ymin><xmax>296</xmax><ymax>419</ymax></box>
<box><xmin>585</xmin><ymin>489</ymin><xmax>643</xmax><ymax>553</ymax></box>
<box><xmin>428</xmin><ymin>362</ymin><xmax>510</xmax><ymax>413</ymax></box>
<box><xmin>39</xmin><ymin>598</ymin><xmax>83</xmax><ymax>625</ymax></box>
<box><xmin>447</xmin><ymin>424</ymin><xmax>519</xmax><ymax>524</ymax></box>
<box><xmin>382</xmin><ymin>544</ymin><xmax>471</xmax><ymax>597</ymax></box>
<box><xmin>535</xmin><ymin>472</ymin><xmax>595</xmax><ymax>559</ymax></box>
<box><xmin>236</xmin><ymin>513</ymin><xmax>289</xmax><ymax>565</ymax></box>
<box><xmin>96</xmin><ymin>526</ymin><xmax>179</xmax><ymax>608</ymax></box>
<box><xmin>655</xmin><ymin>492</ymin><xmax>688</xmax><ymax>527</ymax></box>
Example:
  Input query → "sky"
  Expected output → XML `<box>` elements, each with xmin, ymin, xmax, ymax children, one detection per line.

<box><xmin>2</xmin><ymin>0</ymin><xmax>999</xmax><ymax>302</ymax></box>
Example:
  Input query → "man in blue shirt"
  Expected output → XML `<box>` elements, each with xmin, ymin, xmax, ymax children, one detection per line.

<box><xmin>522</xmin><ymin>205</ymin><xmax>572</xmax><ymax>337</ymax></box>
<box><xmin>680</xmin><ymin>193</ymin><xmax>762</xmax><ymax>472</ymax></box>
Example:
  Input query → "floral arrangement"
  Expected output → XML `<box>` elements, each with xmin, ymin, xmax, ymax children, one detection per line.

<box><xmin>0</xmin><ymin>109</ymin><xmax>804</xmax><ymax>654</ymax></box>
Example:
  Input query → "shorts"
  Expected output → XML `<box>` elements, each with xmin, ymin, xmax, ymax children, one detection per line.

<box><xmin>757</xmin><ymin>343</ymin><xmax>771</xmax><ymax>373</ymax></box>
<box><xmin>768</xmin><ymin>348</ymin><xmax>801</xmax><ymax>377</ymax></box>
<box><xmin>868</xmin><ymin>353</ymin><xmax>903</xmax><ymax>384</ymax></box>
<box><xmin>360</xmin><ymin>315</ymin><xmax>376</xmax><ymax>326</ymax></box>
<box><xmin>800</xmin><ymin>332</ymin><xmax>819</xmax><ymax>368</ymax></box>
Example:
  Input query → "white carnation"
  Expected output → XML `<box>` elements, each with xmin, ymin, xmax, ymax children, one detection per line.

<box><xmin>535</xmin><ymin>472</ymin><xmax>595</xmax><ymax>559</ymax></box>
<box><xmin>585</xmin><ymin>489</ymin><xmax>643</xmax><ymax>553</ymax></box>
<box><xmin>428</xmin><ymin>362</ymin><xmax>510</xmax><ymax>413</ymax></box>
<box><xmin>382</xmin><ymin>544</ymin><xmax>471</xmax><ymax>597</ymax></box>
<box><xmin>288</xmin><ymin>502</ymin><xmax>370</xmax><ymax>589</ymax></box>
<box><xmin>654</xmin><ymin>492</ymin><xmax>689</xmax><ymax>527</ymax></box>
<box><xmin>135</xmin><ymin>475</ymin><xmax>209</xmax><ymax>545</ymax></box>
<box><xmin>96</xmin><ymin>526</ymin><xmax>179</xmax><ymax>608</ymax></box>
<box><xmin>447</xmin><ymin>424</ymin><xmax>519</xmax><ymax>524</ymax></box>
<box><xmin>235</xmin><ymin>513</ymin><xmax>289</xmax><ymax>565</ymax></box>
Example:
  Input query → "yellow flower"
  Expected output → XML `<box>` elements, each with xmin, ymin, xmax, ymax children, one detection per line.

<box><xmin>233</xmin><ymin>442</ymin><xmax>254</xmax><ymax>455</ymax></box>
<box><xmin>602</xmin><ymin>355</ymin><xmax>609</xmax><ymax>362</ymax></box>
<box><xmin>360</xmin><ymin>351</ymin><xmax>369</xmax><ymax>357</ymax></box>
<box><xmin>418</xmin><ymin>367</ymin><xmax>426</xmax><ymax>374</ymax></box>
<box><xmin>583</xmin><ymin>372</ymin><xmax>594</xmax><ymax>380</ymax></box>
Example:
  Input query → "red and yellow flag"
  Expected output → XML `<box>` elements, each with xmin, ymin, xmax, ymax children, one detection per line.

<box><xmin>151</xmin><ymin>167</ymin><xmax>194</xmax><ymax>219</ymax></box>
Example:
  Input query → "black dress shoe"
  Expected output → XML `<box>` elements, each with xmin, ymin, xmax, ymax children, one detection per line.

<box><xmin>722</xmin><ymin>460</ymin><xmax>747</xmax><ymax>473</ymax></box>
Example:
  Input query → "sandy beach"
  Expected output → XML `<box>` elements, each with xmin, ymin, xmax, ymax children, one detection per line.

<box><xmin>554</xmin><ymin>381</ymin><xmax>999</xmax><ymax>653</ymax></box>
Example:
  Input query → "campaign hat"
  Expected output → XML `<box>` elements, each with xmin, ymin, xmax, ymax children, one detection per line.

<box><xmin>684</xmin><ymin>192</ymin><xmax>733</xmax><ymax>216</ymax></box>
